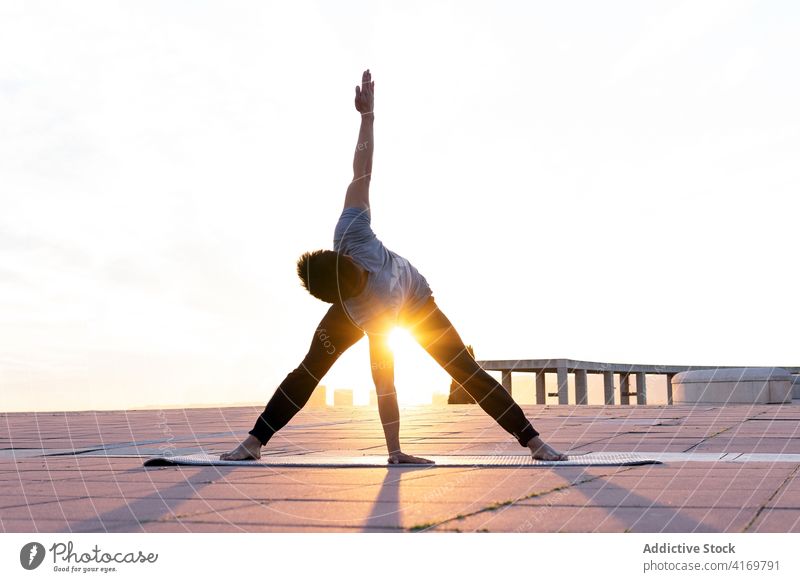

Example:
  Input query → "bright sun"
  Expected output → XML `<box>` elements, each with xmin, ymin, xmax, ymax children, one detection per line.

<box><xmin>387</xmin><ymin>326</ymin><xmax>414</xmax><ymax>354</ymax></box>
<box><xmin>386</xmin><ymin>327</ymin><xmax>449</xmax><ymax>404</ymax></box>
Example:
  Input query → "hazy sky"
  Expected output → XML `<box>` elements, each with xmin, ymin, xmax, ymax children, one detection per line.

<box><xmin>1</xmin><ymin>0</ymin><xmax>798</xmax><ymax>412</ymax></box>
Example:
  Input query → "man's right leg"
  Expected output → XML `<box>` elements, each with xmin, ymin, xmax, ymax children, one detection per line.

<box><xmin>248</xmin><ymin>302</ymin><xmax>364</xmax><ymax>446</ymax></box>
<box><xmin>402</xmin><ymin>297</ymin><xmax>567</xmax><ymax>460</ymax></box>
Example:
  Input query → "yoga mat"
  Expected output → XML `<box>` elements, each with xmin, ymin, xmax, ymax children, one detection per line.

<box><xmin>143</xmin><ymin>452</ymin><xmax>661</xmax><ymax>468</ymax></box>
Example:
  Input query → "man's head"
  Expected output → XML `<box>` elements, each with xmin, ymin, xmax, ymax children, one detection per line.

<box><xmin>297</xmin><ymin>250</ymin><xmax>364</xmax><ymax>303</ymax></box>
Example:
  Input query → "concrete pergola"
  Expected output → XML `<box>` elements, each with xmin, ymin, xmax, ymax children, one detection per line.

<box><xmin>476</xmin><ymin>358</ymin><xmax>800</xmax><ymax>405</ymax></box>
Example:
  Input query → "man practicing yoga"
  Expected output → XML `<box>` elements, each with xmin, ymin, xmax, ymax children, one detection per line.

<box><xmin>221</xmin><ymin>69</ymin><xmax>567</xmax><ymax>463</ymax></box>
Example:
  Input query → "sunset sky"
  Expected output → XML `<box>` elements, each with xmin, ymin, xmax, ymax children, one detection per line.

<box><xmin>1</xmin><ymin>1</ymin><xmax>798</xmax><ymax>412</ymax></box>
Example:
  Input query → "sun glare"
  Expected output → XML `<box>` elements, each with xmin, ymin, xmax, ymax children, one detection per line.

<box><xmin>386</xmin><ymin>327</ymin><xmax>449</xmax><ymax>405</ymax></box>
<box><xmin>387</xmin><ymin>327</ymin><xmax>413</xmax><ymax>354</ymax></box>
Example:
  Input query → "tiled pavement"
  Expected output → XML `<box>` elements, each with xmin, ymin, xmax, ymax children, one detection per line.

<box><xmin>1</xmin><ymin>403</ymin><xmax>799</xmax><ymax>532</ymax></box>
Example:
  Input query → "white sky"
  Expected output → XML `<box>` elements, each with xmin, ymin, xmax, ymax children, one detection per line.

<box><xmin>1</xmin><ymin>0</ymin><xmax>798</xmax><ymax>412</ymax></box>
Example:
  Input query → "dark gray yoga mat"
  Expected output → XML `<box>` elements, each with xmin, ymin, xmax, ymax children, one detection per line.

<box><xmin>143</xmin><ymin>452</ymin><xmax>661</xmax><ymax>468</ymax></box>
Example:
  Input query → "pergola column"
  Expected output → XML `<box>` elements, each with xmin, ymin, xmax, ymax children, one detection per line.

<box><xmin>666</xmin><ymin>373</ymin><xmax>675</xmax><ymax>405</ymax></box>
<box><xmin>556</xmin><ymin>366</ymin><xmax>569</xmax><ymax>405</ymax></box>
<box><xmin>535</xmin><ymin>371</ymin><xmax>546</xmax><ymax>404</ymax></box>
<box><xmin>574</xmin><ymin>369</ymin><xmax>588</xmax><ymax>405</ymax></box>
<box><xmin>635</xmin><ymin>372</ymin><xmax>647</xmax><ymax>405</ymax></box>
<box><xmin>603</xmin><ymin>371</ymin><xmax>615</xmax><ymax>405</ymax></box>
<box><xmin>501</xmin><ymin>370</ymin><xmax>512</xmax><ymax>394</ymax></box>
<box><xmin>620</xmin><ymin>373</ymin><xmax>632</xmax><ymax>405</ymax></box>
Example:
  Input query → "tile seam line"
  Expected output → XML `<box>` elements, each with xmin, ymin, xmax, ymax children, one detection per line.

<box><xmin>741</xmin><ymin>463</ymin><xmax>800</xmax><ymax>532</ymax></box>
<box><xmin>406</xmin><ymin>466</ymin><xmax>639</xmax><ymax>532</ymax></box>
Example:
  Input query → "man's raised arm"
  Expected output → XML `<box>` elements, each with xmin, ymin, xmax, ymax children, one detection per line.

<box><xmin>343</xmin><ymin>69</ymin><xmax>374</xmax><ymax>210</ymax></box>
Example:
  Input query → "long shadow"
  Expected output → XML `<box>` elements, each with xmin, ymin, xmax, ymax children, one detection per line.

<box><xmin>65</xmin><ymin>465</ymin><xmax>236</xmax><ymax>533</ymax></box>
<box><xmin>552</xmin><ymin>465</ymin><xmax>711</xmax><ymax>533</ymax></box>
<box><xmin>406</xmin><ymin>461</ymin><xmax>734</xmax><ymax>533</ymax></box>
<box><xmin>476</xmin><ymin>464</ymin><xmax>712</xmax><ymax>533</ymax></box>
<box><xmin>362</xmin><ymin>466</ymin><xmax>434</xmax><ymax>532</ymax></box>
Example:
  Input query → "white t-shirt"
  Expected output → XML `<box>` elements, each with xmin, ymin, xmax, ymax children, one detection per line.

<box><xmin>333</xmin><ymin>206</ymin><xmax>432</xmax><ymax>334</ymax></box>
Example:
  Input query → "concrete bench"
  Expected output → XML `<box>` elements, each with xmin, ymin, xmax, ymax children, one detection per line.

<box><xmin>672</xmin><ymin>367</ymin><xmax>792</xmax><ymax>405</ymax></box>
<box><xmin>793</xmin><ymin>375</ymin><xmax>800</xmax><ymax>400</ymax></box>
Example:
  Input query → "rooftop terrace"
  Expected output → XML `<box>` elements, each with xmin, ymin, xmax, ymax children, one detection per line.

<box><xmin>2</xmin><ymin>402</ymin><xmax>799</xmax><ymax>532</ymax></box>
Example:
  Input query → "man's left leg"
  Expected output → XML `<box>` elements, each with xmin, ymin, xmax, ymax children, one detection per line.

<box><xmin>402</xmin><ymin>297</ymin><xmax>567</xmax><ymax>460</ymax></box>
<box><xmin>220</xmin><ymin>302</ymin><xmax>364</xmax><ymax>460</ymax></box>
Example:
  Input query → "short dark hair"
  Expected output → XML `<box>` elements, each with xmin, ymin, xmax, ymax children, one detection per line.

<box><xmin>296</xmin><ymin>250</ymin><xmax>361</xmax><ymax>303</ymax></box>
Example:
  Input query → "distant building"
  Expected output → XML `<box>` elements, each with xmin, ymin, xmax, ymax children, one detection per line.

<box><xmin>306</xmin><ymin>385</ymin><xmax>327</xmax><ymax>408</ymax></box>
<box><xmin>333</xmin><ymin>389</ymin><xmax>353</xmax><ymax>407</ymax></box>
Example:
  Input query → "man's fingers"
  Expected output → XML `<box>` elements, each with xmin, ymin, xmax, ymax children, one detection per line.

<box><xmin>362</xmin><ymin>70</ymin><xmax>372</xmax><ymax>94</ymax></box>
<box><xmin>355</xmin><ymin>86</ymin><xmax>363</xmax><ymax>110</ymax></box>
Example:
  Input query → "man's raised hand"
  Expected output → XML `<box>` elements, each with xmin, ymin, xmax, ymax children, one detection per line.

<box><xmin>354</xmin><ymin>69</ymin><xmax>374</xmax><ymax>115</ymax></box>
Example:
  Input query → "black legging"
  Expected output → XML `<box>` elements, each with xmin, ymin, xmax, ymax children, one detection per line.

<box><xmin>249</xmin><ymin>296</ymin><xmax>539</xmax><ymax>447</ymax></box>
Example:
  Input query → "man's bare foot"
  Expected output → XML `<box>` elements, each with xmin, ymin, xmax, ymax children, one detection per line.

<box><xmin>388</xmin><ymin>451</ymin><xmax>435</xmax><ymax>465</ymax></box>
<box><xmin>526</xmin><ymin>436</ymin><xmax>569</xmax><ymax>461</ymax></box>
<box><xmin>220</xmin><ymin>434</ymin><xmax>262</xmax><ymax>461</ymax></box>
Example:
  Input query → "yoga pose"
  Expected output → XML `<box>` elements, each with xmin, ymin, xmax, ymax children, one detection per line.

<box><xmin>221</xmin><ymin>70</ymin><xmax>567</xmax><ymax>463</ymax></box>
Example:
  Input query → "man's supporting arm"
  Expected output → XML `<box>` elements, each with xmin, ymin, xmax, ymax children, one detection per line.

<box><xmin>368</xmin><ymin>332</ymin><xmax>401</xmax><ymax>455</ymax></box>
<box><xmin>368</xmin><ymin>331</ymin><xmax>434</xmax><ymax>464</ymax></box>
<box><xmin>344</xmin><ymin>69</ymin><xmax>375</xmax><ymax>210</ymax></box>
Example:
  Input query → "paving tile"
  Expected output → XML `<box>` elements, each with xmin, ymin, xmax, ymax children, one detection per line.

<box><xmin>641</xmin><ymin>465</ymin><xmax>796</xmax><ymax>477</ymax></box>
<box><xmin>51</xmin><ymin>478</ymin><xmax>490</xmax><ymax>507</ymax></box>
<box><xmin>0</xmin><ymin>494</ymin><xmax>88</xmax><ymax>509</ymax></box>
<box><xmin>137</xmin><ymin>521</ymin><xmax>398</xmax><ymax>533</ymax></box>
<box><xmin>293</xmin><ymin>482</ymin><xmax>565</xmax><ymax>506</ymax></box>
<box><xmin>198</xmin><ymin>499</ymin><xmax>466</xmax><ymax>530</ymax></box>
<box><xmin>0</xmin><ymin>480</ymin><xmax>171</xmax><ymax>501</ymax></box>
<box><xmin>0</xmin><ymin>495</ymin><xmax>250</xmax><ymax>524</ymax></box>
<box><xmin>429</xmin><ymin>506</ymin><xmax>629</xmax><ymax>532</ymax></box>
<box><xmin>1</xmin><ymin>518</ymin><xmax>73</xmax><ymax>533</ymax></box>
<box><xmin>605</xmin><ymin>507</ymin><xmax>757</xmax><ymax>533</ymax></box>
<box><xmin>516</xmin><ymin>486</ymin><xmax>773</xmax><ymax>509</ymax></box>
<box><xmin>430</xmin><ymin>505</ymin><xmax>756</xmax><ymax>533</ymax></box>
<box><xmin>748</xmin><ymin>509</ymin><xmax>800</xmax><ymax>532</ymax></box>
<box><xmin>571</xmin><ymin>474</ymin><xmax>787</xmax><ymax>491</ymax></box>
<box><xmin>765</xmin><ymin>487</ymin><xmax>800</xmax><ymax>509</ymax></box>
